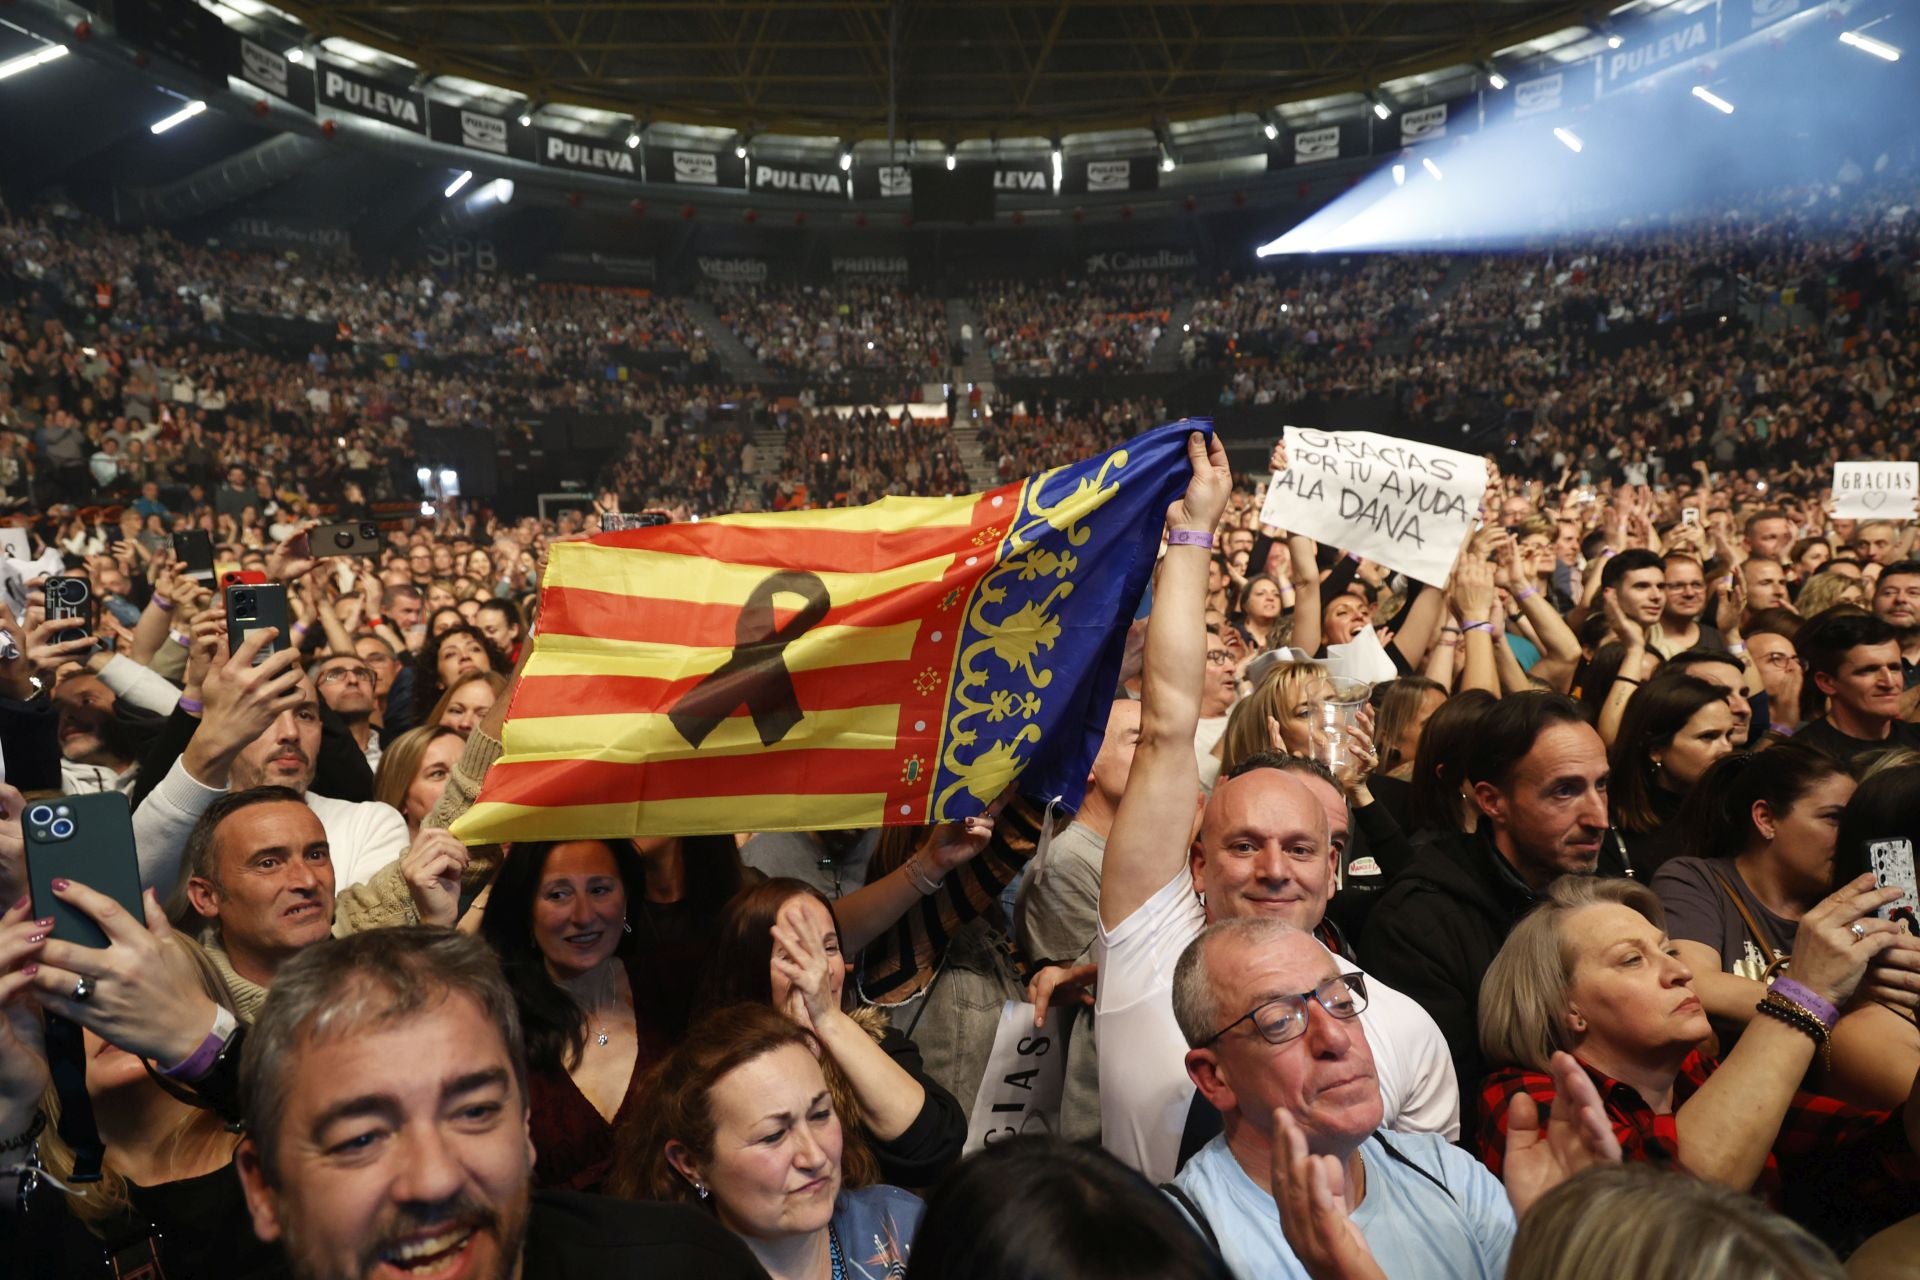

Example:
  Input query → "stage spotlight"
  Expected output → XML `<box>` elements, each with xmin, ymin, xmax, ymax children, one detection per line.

<box><xmin>625</xmin><ymin>130</ymin><xmax>641</xmax><ymax>149</ymax></box>
<box><xmin>1372</xmin><ymin>96</ymin><xmax>1392</xmax><ymax>120</ymax></box>
<box><xmin>1691</xmin><ymin>85</ymin><xmax>1735</xmax><ymax>114</ymax></box>
<box><xmin>839</xmin><ymin>145</ymin><xmax>852</xmax><ymax>171</ymax></box>
<box><xmin>444</xmin><ymin>170</ymin><xmax>473</xmax><ymax>198</ymax></box>
<box><xmin>1839</xmin><ymin>30</ymin><xmax>1900</xmax><ymax>61</ymax></box>
<box><xmin>150</xmin><ymin>100</ymin><xmax>206</xmax><ymax>134</ymax></box>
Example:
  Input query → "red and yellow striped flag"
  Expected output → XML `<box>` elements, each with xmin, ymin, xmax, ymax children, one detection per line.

<box><xmin>450</xmin><ymin>420</ymin><xmax>1204</xmax><ymax>842</ymax></box>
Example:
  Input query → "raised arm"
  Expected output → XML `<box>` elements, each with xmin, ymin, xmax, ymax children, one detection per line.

<box><xmin>1287</xmin><ymin>533</ymin><xmax>1324</xmax><ymax>657</ymax></box>
<box><xmin>1098</xmin><ymin>431</ymin><xmax>1231</xmax><ymax>930</ymax></box>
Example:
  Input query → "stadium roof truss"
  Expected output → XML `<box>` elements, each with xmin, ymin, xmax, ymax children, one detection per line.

<box><xmin>263</xmin><ymin>0</ymin><xmax>1606</xmax><ymax>139</ymax></box>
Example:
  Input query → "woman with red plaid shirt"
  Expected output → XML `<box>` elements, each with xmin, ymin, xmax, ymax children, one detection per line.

<box><xmin>1473</xmin><ymin>876</ymin><xmax>1920</xmax><ymax>1253</ymax></box>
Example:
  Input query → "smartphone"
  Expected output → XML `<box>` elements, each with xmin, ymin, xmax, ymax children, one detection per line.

<box><xmin>173</xmin><ymin>530</ymin><xmax>216</xmax><ymax>583</ymax></box>
<box><xmin>25</xmin><ymin>794</ymin><xmax>146</xmax><ymax>951</ymax></box>
<box><xmin>1682</xmin><ymin>508</ymin><xmax>1701</xmax><ymax>526</ymax></box>
<box><xmin>312</xmin><ymin>520</ymin><xmax>381</xmax><ymax>557</ymax></box>
<box><xmin>220</xmin><ymin>568</ymin><xmax>269</xmax><ymax>589</ymax></box>
<box><xmin>605</xmin><ymin>511</ymin><xmax>671</xmax><ymax>531</ymax></box>
<box><xmin>45</xmin><ymin>574</ymin><xmax>93</xmax><ymax>646</ymax></box>
<box><xmin>1867</xmin><ymin>837</ymin><xmax>1919</xmax><ymax>937</ymax></box>
<box><xmin>226</xmin><ymin>582</ymin><xmax>290</xmax><ymax>666</ymax></box>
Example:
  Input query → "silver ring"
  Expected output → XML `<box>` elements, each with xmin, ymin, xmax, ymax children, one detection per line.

<box><xmin>71</xmin><ymin>976</ymin><xmax>93</xmax><ymax>1001</ymax></box>
<box><xmin>1850</xmin><ymin>922</ymin><xmax>1868</xmax><ymax>941</ymax></box>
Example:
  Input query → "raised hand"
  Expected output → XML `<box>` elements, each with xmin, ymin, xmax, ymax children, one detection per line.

<box><xmin>1167</xmin><ymin>430</ymin><xmax>1233</xmax><ymax>536</ymax></box>
<box><xmin>1501</xmin><ymin>1051</ymin><xmax>1622</xmax><ymax>1217</ymax></box>
<box><xmin>400</xmin><ymin>829</ymin><xmax>473</xmax><ymax>929</ymax></box>
<box><xmin>1269</xmin><ymin>1109</ymin><xmax>1389</xmax><ymax>1280</ymax></box>
<box><xmin>1789</xmin><ymin>875</ymin><xmax>1908</xmax><ymax>1009</ymax></box>
<box><xmin>770</xmin><ymin>895</ymin><xmax>841</xmax><ymax>1035</ymax></box>
<box><xmin>1025</xmin><ymin>960</ymin><xmax>1097</xmax><ymax>1029</ymax></box>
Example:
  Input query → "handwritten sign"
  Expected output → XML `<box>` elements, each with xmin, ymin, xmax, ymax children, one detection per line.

<box><xmin>963</xmin><ymin>1002</ymin><xmax>1066</xmax><ymax>1154</ymax></box>
<box><xmin>1261</xmin><ymin>426</ymin><xmax>1488</xmax><ymax>586</ymax></box>
<box><xmin>1832</xmin><ymin>462</ymin><xmax>1919</xmax><ymax>521</ymax></box>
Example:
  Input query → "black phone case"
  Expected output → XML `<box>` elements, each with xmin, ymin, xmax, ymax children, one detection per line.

<box><xmin>312</xmin><ymin>521</ymin><xmax>382</xmax><ymax>557</ymax></box>
<box><xmin>227</xmin><ymin>582</ymin><xmax>291</xmax><ymax>665</ymax></box>
<box><xmin>173</xmin><ymin>530</ymin><xmax>216</xmax><ymax>581</ymax></box>
<box><xmin>24</xmin><ymin>794</ymin><xmax>145</xmax><ymax>951</ymax></box>
<box><xmin>46</xmin><ymin>574</ymin><xmax>93</xmax><ymax>645</ymax></box>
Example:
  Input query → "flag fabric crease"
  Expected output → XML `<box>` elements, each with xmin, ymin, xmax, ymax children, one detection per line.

<box><xmin>450</xmin><ymin>419</ymin><xmax>1208</xmax><ymax>843</ymax></box>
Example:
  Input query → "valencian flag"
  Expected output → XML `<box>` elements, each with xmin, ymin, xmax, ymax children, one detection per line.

<box><xmin>450</xmin><ymin>420</ymin><xmax>1208</xmax><ymax>843</ymax></box>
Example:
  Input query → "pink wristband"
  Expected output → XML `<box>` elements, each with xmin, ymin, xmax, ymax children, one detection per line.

<box><xmin>1166</xmin><ymin>530</ymin><xmax>1215</xmax><ymax>550</ymax></box>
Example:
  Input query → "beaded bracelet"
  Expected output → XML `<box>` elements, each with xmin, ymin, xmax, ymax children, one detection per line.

<box><xmin>1755</xmin><ymin>993</ymin><xmax>1832</xmax><ymax>1073</ymax></box>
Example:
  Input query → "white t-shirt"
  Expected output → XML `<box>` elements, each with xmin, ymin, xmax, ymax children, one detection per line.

<box><xmin>1094</xmin><ymin>868</ymin><xmax>1459</xmax><ymax>1184</ymax></box>
<box><xmin>1172</xmin><ymin>1132</ymin><xmax>1512</xmax><ymax>1280</ymax></box>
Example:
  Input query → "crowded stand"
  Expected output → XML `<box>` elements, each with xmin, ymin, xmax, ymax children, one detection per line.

<box><xmin>972</xmin><ymin>273</ymin><xmax>1180</xmax><ymax>376</ymax></box>
<box><xmin>702</xmin><ymin>280</ymin><xmax>950</xmax><ymax>380</ymax></box>
<box><xmin>4</xmin><ymin>139</ymin><xmax>1920</xmax><ymax>1280</ymax></box>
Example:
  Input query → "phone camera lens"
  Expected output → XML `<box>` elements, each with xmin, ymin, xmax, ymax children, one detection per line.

<box><xmin>236</xmin><ymin>591</ymin><xmax>255</xmax><ymax>612</ymax></box>
<box><xmin>360</xmin><ymin>523</ymin><xmax>376</xmax><ymax>539</ymax></box>
<box><xmin>60</xmin><ymin>580</ymin><xmax>89</xmax><ymax>605</ymax></box>
<box><xmin>335</xmin><ymin>530</ymin><xmax>354</xmax><ymax>548</ymax></box>
<box><xmin>26</xmin><ymin>805</ymin><xmax>52</xmax><ymax>826</ymax></box>
<box><xmin>49</xmin><ymin>818</ymin><xmax>74</xmax><ymax>840</ymax></box>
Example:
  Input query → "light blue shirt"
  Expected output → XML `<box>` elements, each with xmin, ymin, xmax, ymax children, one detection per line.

<box><xmin>1170</xmin><ymin>1132</ymin><xmax>1514</xmax><ymax>1280</ymax></box>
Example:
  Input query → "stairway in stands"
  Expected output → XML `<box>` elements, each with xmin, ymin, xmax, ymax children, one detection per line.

<box><xmin>1147</xmin><ymin>296</ymin><xmax>1197</xmax><ymax>372</ymax></box>
<box><xmin>944</xmin><ymin>295</ymin><xmax>1000</xmax><ymax>490</ymax></box>
<box><xmin>681</xmin><ymin>296</ymin><xmax>768</xmax><ymax>382</ymax></box>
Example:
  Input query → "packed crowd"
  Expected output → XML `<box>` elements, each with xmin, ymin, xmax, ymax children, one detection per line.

<box><xmin>703</xmin><ymin>281</ymin><xmax>951</xmax><ymax>380</ymax></box>
<box><xmin>0</xmin><ymin>400</ymin><xmax>1916</xmax><ymax>1279</ymax></box>
<box><xmin>1</xmin><ymin>164</ymin><xmax>1920</xmax><ymax>1280</ymax></box>
<box><xmin>972</xmin><ymin>273</ymin><xmax>1179</xmax><ymax>376</ymax></box>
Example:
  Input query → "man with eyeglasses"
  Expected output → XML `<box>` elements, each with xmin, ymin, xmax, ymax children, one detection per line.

<box><xmin>313</xmin><ymin>653</ymin><xmax>383</xmax><ymax>771</ymax></box>
<box><xmin>1197</xmin><ymin>641</ymin><xmax>1239</xmax><ymax>790</ymax></box>
<box><xmin>1166</xmin><ymin>917</ymin><xmax>1619</xmax><ymax>1280</ymax></box>
<box><xmin>1095</xmin><ymin>433</ymin><xmax>1455</xmax><ymax>1188</ymax></box>
<box><xmin>1649</xmin><ymin>553</ymin><xmax>1723</xmax><ymax>659</ymax></box>
<box><xmin>1871</xmin><ymin>560</ymin><xmax>1920</xmax><ymax>692</ymax></box>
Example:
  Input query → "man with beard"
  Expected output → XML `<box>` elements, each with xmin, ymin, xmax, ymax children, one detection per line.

<box><xmin>136</xmin><ymin>632</ymin><xmax>410</xmax><ymax>892</ymax></box>
<box><xmin>1872</xmin><ymin>560</ymin><xmax>1920</xmax><ymax>691</ymax></box>
<box><xmin>229</xmin><ymin>930</ymin><xmax>767</xmax><ymax>1279</ymax></box>
<box><xmin>54</xmin><ymin>671</ymin><xmax>141</xmax><ymax>794</ymax></box>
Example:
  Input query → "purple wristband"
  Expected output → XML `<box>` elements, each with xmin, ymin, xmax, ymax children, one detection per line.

<box><xmin>1768</xmin><ymin>977</ymin><xmax>1838</xmax><ymax>1031</ymax></box>
<box><xmin>1461</xmin><ymin>620</ymin><xmax>1495</xmax><ymax>635</ymax></box>
<box><xmin>1514</xmin><ymin>586</ymin><xmax>1540</xmax><ymax>603</ymax></box>
<box><xmin>177</xmin><ymin>696</ymin><xmax>204</xmax><ymax>715</ymax></box>
<box><xmin>150</xmin><ymin>594</ymin><xmax>173</xmax><ymax>612</ymax></box>
<box><xmin>1167</xmin><ymin>529</ymin><xmax>1215</xmax><ymax>550</ymax></box>
<box><xmin>161</xmin><ymin>1007</ymin><xmax>237</xmax><ymax>1080</ymax></box>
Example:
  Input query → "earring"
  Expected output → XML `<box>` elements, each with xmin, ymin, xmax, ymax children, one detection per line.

<box><xmin>1650</xmin><ymin>758</ymin><xmax>1663</xmax><ymax>772</ymax></box>
<box><xmin>622</xmin><ymin>917</ymin><xmax>633</xmax><ymax>934</ymax></box>
<box><xmin>1571</xmin><ymin>1016</ymin><xmax>1586</xmax><ymax>1032</ymax></box>
<box><xmin>696</xmin><ymin>1183</ymin><xmax>709</xmax><ymax>1200</ymax></box>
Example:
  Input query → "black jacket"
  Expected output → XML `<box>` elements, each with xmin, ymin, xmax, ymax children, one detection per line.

<box><xmin>1357</xmin><ymin>827</ymin><xmax>1540</xmax><ymax>1137</ymax></box>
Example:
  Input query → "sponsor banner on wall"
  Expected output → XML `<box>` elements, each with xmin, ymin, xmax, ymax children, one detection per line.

<box><xmin>1397</xmin><ymin>98</ymin><xmax>1479</xmax><ymax>146</ymax></box>
<box><xmin>1268</xmin><ymin>118</ymin><xmax>1373</xmax><ymax>170</ymax></box>
<box><xmin>316</xmin><ymin>59</ymin><xmax>426</xmax><ymax>133</ymax></box>
<box><xmin>1601</xmin><ymin>4</ymin><xmax>1719</xmax><ymax>94</ymax></box>
<box><xmin>852</xmin><ymin>163</ymin><xmax>914</xmax><ymax>200</ymax></box>
<box><xmin>538</xmin><ymin>130</ymin><xmax>639</xmax><ymax>177</ymax></box>
<box><xmin>1496</xmin><ymin>60</ymin><xmax>1597</xmax><ymax>121</ymax></box>
<box><xmin>426</xmin><ymin>101</ymin><xmax>536</xmax><ymax>162</ymax></box>
<box><xmin>830</xmin><ymin>255</ymin><xmax>910</xmax><ymax>275</ymax></box>
<box><xmin>992</xmin><ymin>162</ymin><xmax>1052</xmax><ymax>195</ymax></box>
<box><xmin>230</xmin><ymin>32</ymin><xmax>316</xmax><ymax>112</ymax></box>
<box><xmin>1747</xmin><ymin>0</ymin><xmax>1800</xmax><ymax>33</ymax></box>
<box><xmin>643</xmin><ymin>146</ymin><xmax>749</xmax><ymax>190</ymax></box>
<box><xmin>752</xmin><ymin>159</ymin><xmax>850</xmax><ymax>199</ymax></box>
<box><xmin>1293</xmin><ymin>124</ymin><xmax>1342</xmax><ymax>165</ymax></box>
<box><xmin>1084</xmin><ymin>248</ymin><xmax>1197</xmax><ymax>275</ymax></box>
<box><xmin>696</xmin><ymin>256</ymin><xmax>771</xmax><ymax>284</ymax></box>
<box><xmin>1062</xmin><ymin>155</ymin><xmax>1159</xmax><ymax>195</ymax></box>
<box><xmin>218</xmin><ymin>216</ymin><xmax>351</xmax><ymax>257</ymax></box>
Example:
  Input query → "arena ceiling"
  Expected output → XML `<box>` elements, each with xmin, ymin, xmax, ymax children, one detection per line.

<box><xmin>268</xmin><ymin>0</ymin><xmax>1600</xmax><ymax>137</ymax></box>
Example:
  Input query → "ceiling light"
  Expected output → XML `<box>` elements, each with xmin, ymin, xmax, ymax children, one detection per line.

<box><xmin>150</xmin><ymin>100</ymin><xmax>207</xmax><ymax>134</ymax></box>
<box><xmin>1487</xmin><ymin>69</ymin><xmax>1508</xmax><ymax>90</ymax></box>
<box><xmin>838</xmin><ymin>145</ymin><xmax>852</xmax><ymax>171</ymax></box>
<box><xmin>0</xmin><ymin>43</ymin><xmax>69</xmax><ymax>83</ymax></box>
<box><xmin>1554</xmin><ymin>127</ymin><xmax>1584</xmax><ymax>153</ymax></box>
<box><xmin>1371</xmin><ymin>95</ymin><xmax>1392</xmax><ymax>120</ymax></box>
<box><xmin>1839</xmin><ymin>30</ymin><xmax>1901</xmax><ymax>61</ymax></box>
<box><xmin>1264</xmin><ymin>121</ymin><xmax>1279</xmax><ymax>140</ymax></box>
<box><xmin>625</xmin><ymin>130</ymin><xmax>641</xmax><ymax>149</ymax></box>
<box><xmin>444</xmin><ymin>170</ymin><xmax>473</xmax><ymax>198</ymax></box>
<box><xmin>1606</xmin><ymin>33</ymin><xmax>1624</xmax><ymax>49</ymax></box>
<box><xmin>1392</xmin><ymin>163</ymin><xmax>1405</xmax><ymax>186</ymax></box>
<box><xmin>1421</xmin><ymin>157</ymin><xmax>1443</xmax><ymax>181</ymax></box>
<box><xmin>1691</xmin><ymin>85</ymin><xmax>1735</xmax><ymax>114</ymax></box>
<box><xmin>945</xmin><ymin>144</ymin><xmax>956</xmax><ymax>171</ymax></box>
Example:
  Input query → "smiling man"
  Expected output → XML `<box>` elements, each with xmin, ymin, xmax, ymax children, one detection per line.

<box><xmin>234</xmin><ymin>929</ymin><xmax>762</xmax><ymax>1280</ymax></box>
<box><xmin>1359</xmin><ymin>692</ymin><xmax>1614</xmax><ymax>1130</ymax></box>
<box><xmin>1791</xmin><ymin>610</ymin><xmax>1920</xmax><ymax>767</ymax></box>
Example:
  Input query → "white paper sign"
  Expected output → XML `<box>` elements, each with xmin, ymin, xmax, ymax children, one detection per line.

<box><xmin>1831</xmin><ymin>462</ymin><xmax>1919</xmax><ymax>521</ymax></box>
<box><xmin>963</xmin><ymin>1002</ymin><xmax>1067</xmax><ymax>1154</ymax></box>
<box><xmin>1261</xmin><ymin>427</ymin><xmax>1488</xmax><ymax>587</ymax></box>
<box><xmin>1324</xmin><ymin>626</ymin><xmax>1400</xmax><ymax>684</ymax></box>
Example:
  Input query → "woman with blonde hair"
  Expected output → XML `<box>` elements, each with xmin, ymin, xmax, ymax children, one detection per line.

<box><xmin>1476</xmin><ymin>876</ymin><xmax>1920</xmax><ymax>1252</ymax></box>
<box><xmin>1506</xmin><ymin>1164</ymin><xmax>1844</xmax><ymax>1280</ymax></box>
<box><xmin>371</xmin><ymin>723</ymin><xmax>464</xmax><ymax>839</ymax></box>
<box><xmin>1217</xmin><ymin>659</ymin><xmax>1329</xmax><ymax>774</ymax></box>
<box><xmin>427</xmin><ymin>667</ymin><xmax>507</xmax><ymax>737</ymax></box>
<box><xmin>1794</xmin><ymin>574</ymin><xmax>1866</xmax><ymax>618</ymax></box>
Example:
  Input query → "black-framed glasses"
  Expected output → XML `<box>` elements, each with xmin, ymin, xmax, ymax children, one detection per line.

<box><xmin>1206</xmin><ymin>650</ymin><xmax>1233</xmax><ymax>665</ymax></box>
<box><xmin>1196</xmin><ymin>973</ymin><xmax>1368</xmax><ymax>1049</ymax></box>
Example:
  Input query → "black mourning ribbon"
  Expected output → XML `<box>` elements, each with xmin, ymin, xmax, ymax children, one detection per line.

<box><xmin>670</xmin><ymin>571</ymin><xmax>832</xmax><ymax>749</ymax></box>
